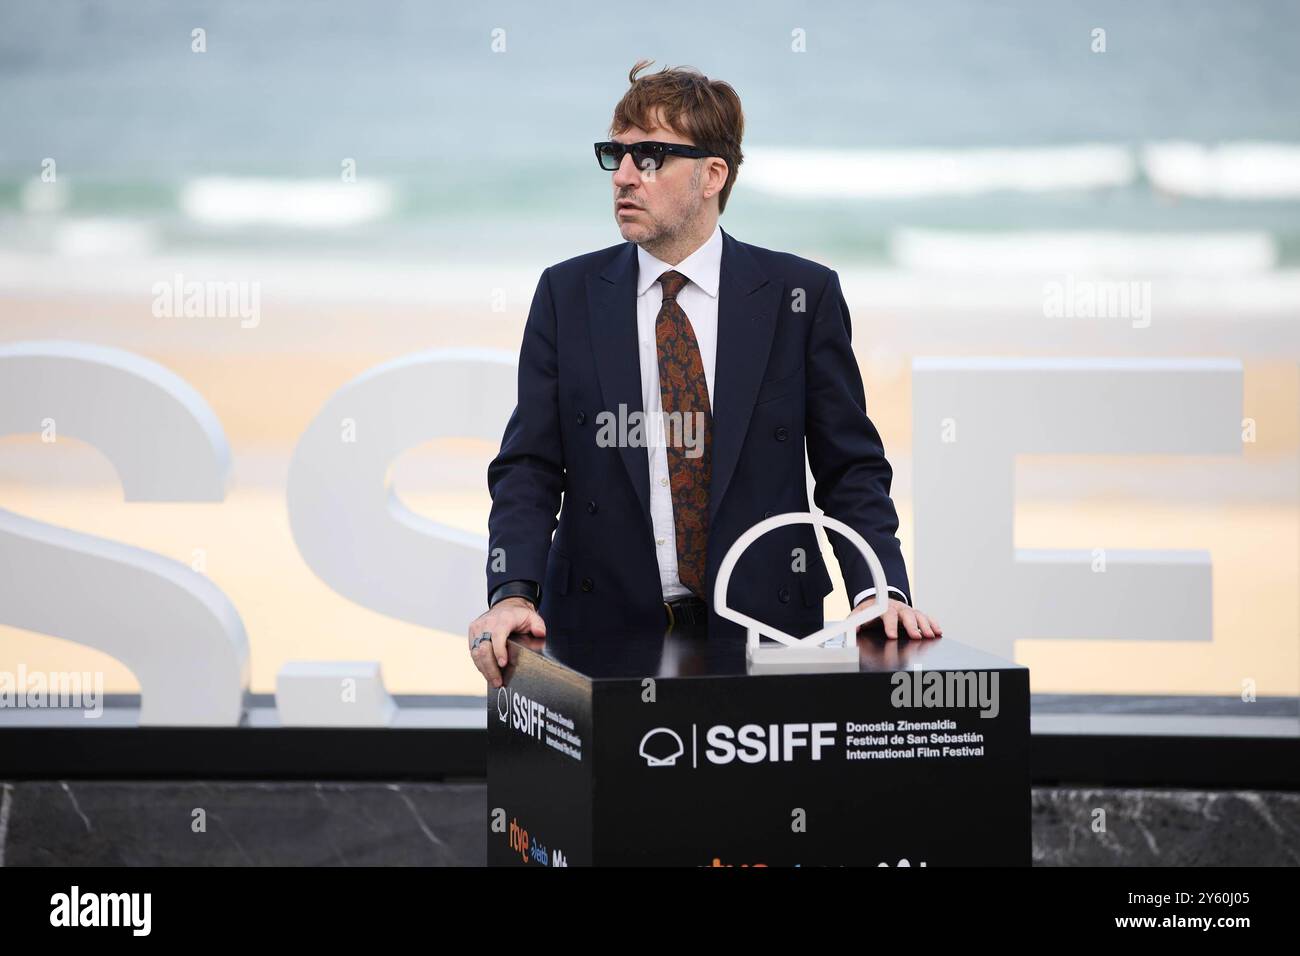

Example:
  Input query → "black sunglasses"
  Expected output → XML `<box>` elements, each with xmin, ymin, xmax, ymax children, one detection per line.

<box><xmin>594</xmin><ymin>140</ymin><xmax>717</xmax><ymax>171</ymax></box>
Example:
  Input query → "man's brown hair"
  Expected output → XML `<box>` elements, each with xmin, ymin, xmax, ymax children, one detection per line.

<box><xmin>609</xmin><ymin>59</ymin><xmax>745</xmax><ymax>214</ymax></box>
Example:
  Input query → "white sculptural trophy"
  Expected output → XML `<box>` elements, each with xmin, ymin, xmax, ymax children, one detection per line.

<box><xmin>713</xmin><ymin>512</ymin><xmax>890</xmax><ymax>673</ymax></box>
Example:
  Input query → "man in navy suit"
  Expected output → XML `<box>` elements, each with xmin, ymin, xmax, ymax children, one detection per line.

<box><xmin>470</xmin><ymin>61</ymin><xmax>940</xmax><ymax>687</ymax></box>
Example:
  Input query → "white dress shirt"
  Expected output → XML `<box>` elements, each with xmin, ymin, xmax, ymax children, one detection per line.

<box><xmin>636</xmin><ymin>224</ymin><xmax>722</xmax><ymax>601</ymax></box>
<box><xmin>634</xmin><ymin>224</ymin><xmax>907</xmax><ymax>610</ymax></box>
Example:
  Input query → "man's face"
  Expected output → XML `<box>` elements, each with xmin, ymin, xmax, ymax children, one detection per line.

<box><xmin>609</xmin><ymin>119</ymin><xmax>706</xmax><ymax>245</ymax></box>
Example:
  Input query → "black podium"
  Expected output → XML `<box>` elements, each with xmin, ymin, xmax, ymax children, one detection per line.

<box><xmin>487</xmin><ymin>630</ymin><xmax>1029</xmax><ymax>867</ymax></box>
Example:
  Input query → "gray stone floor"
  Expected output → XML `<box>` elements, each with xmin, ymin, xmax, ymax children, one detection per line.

<box><xmin>1032</xmin><ymin>787</ymin><xmax>1300</xmax><ymax>865</ymax></box>
<box><xmin>1</xmin><ymin>780</ymin><xmax>1296</xmax><ymax>866</ymax></box>
<box><xmin>0</xmin><ymin>780</ymin><xmax>486</xmax><ymax>866</ymax></box>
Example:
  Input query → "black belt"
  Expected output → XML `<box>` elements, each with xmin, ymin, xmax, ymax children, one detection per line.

<box><xmin>664</xmin><ymin>595</ymin><xmax>709</xmax><ymax>629</ymax></box>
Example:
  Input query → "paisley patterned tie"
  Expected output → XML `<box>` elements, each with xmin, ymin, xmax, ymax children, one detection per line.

<box><xmin>656</xmin><ymin>269</ymin><xmax>712</xmax><ymax>598</ymax></box>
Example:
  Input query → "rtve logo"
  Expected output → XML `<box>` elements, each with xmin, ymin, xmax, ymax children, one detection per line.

<box><xmin>639</xmin><ymin>722</ymin><xmax>838</xmax><ymax>768</ymax></box>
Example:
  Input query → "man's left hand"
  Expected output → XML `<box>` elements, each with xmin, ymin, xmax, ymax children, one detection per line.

<box><xmin>854</xmin><ymin>598</ymin><xmax>942</xmax><ymax>640</ymax></box>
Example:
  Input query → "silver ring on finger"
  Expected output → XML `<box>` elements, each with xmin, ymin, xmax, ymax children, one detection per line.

<box><xmin>471</xmin><ymin>631</ymin><xmax>493</xmax><ymax>652</ymax></box>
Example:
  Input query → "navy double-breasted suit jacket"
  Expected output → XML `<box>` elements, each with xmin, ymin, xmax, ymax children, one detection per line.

<box><xmin>486</xmin><ymin>226</ymin><xmax>909</xmax><ymax>641</ymax></box>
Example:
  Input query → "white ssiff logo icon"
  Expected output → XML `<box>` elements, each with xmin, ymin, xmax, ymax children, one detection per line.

<box><xmin>637</xmin><ymin>512</ymin><xmax>891</xmax><ymax>767</ymax></box>
<box><xmin>497</xmin><ymin>686</ymin><xmax>509</xmax><ymax>722</ymax></box>
<box><xmin>638</xmin><ymin>728</ymin><xmax>685</xmax><ymax>767</ymax></box>
<box><xmin>714</xmin><ymin>511</ymin><xmax>892</xmax><ymax>669</ymax></box>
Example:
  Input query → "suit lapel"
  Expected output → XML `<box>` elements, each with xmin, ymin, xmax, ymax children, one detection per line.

<box><xmin>710</xmin><ymin>227</ymin><xmax>781</xmax><ymax>520</ymax></box>
<box><xmin>586</xmin><ymin>242</ymin><xmax>652</xmax><ymax>529</ymax></box>
<box><xmin>583</xmin><ymin>229</ymin><xmax>781</xmax><ymax>534</ymax></box>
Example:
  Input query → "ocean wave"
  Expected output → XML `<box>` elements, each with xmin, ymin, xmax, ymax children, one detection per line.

<box><xmin>51</xmin><ymin>218</ymin><xmax>158</xmax><ymax>257</ymax></box>
<box><xmin>743</xmin><ymin>144</ymin><xmax>1137</xmax><ymax>199</ymax></box>
<box><xmin>178</xmin><ymin>177</ymin><xmax>395</xmax><ymax>228</ymax></box>
<box><xmin>890</xmin><ymin>228</ymin><xmax>1278</xmax><ymax>275</ymax></box>
<box><xmin>1142</xmin><ymin>141</ymin><xmax>1300</xmax><ymax>200</ymax></box>
<box><xmin>4</xmin><ymin>251</ymin><xmax>1299</xmax><ymax>320</ymax></box>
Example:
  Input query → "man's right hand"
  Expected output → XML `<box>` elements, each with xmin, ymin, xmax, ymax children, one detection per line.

<box><xmin>467</xmin><ymin>597</ymin><xmax>547</xmax><ymax>688</ymax></box>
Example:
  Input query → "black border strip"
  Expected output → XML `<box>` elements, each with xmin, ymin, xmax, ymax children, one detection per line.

<box><xmin>0</xmin><ymin>727</ymin><xmax>486</xmax><ymax>781</ymax></box>
<box><xmin>1031</xmin><ymin>733</ymin><xmax>1300</xmax><ymax>789</ymax></box>
<box><xmin>1</xmin><ymin>727</ymin><xmax>1297</xmax><ymax>789</ymax></box>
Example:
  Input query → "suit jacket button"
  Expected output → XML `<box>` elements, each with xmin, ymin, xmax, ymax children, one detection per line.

<box><xmin>581</xmin><ymin>577</ymin><xmax>594</xmax><ymax>592</ymax></box>
<box><xmin>774</xmin><ymin>426</ymin><xmax>789</xmax><ymax>441</ymax></box>
<box><xmin>777</xmin><ymin>586</ymin><xmax>791</xmax><ymax>604</ymax></box>
<box><xmin>576</xmin><ymin>410</ymin><xmax>586</xmax><ymax>425</ymax></box>
<box><xmin>587</xmin><ymin>500</ymin><xmax>598</xmax><ymax>514</ymax></box>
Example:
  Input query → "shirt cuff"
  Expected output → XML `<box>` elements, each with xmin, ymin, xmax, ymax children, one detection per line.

<box><xmin>853</xmin><ymin>586</ymin><xmax>909</xmax><ymax>608</ymax></box>
<box><xmin>489</xmin><ymin>579</ymin><xmax>540</xmax><ymax>609</ymax></box>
